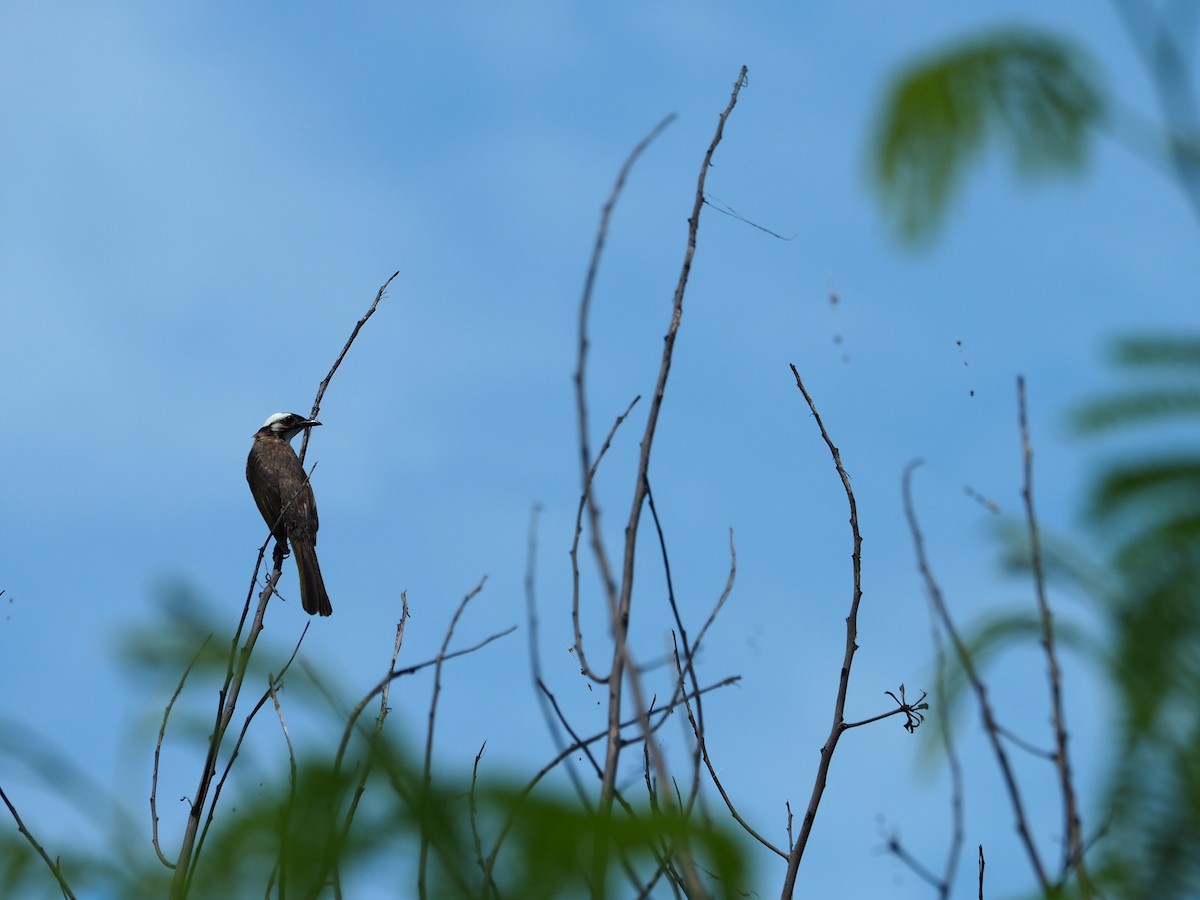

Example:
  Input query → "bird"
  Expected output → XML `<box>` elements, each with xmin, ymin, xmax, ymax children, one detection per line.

<box><xmin>246</xmin><ymin>412</ymin><xmax>332</xmax><ymax>616</ymax></box>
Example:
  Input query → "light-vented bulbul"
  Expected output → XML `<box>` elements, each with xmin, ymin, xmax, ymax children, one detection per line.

<box><xmin>246</xmin><ymin>412</ymin><xmax>332</xmax><ymax>617</ymax></box>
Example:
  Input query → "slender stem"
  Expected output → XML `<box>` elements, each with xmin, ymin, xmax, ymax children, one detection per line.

<box><xmin>1017</xmin><ymin>376</ymin><xmax>1089</xmax><ymax>892</ymax></box>
<box><xmin>902</xmin><ymin>460</ymin><xmax>1049</xmax><ymax>891</ymax></box>
<box><xmin>780</xmin><ymin>366</ymin><xmax>864</xmax><ymax>898</ymax></box>
<box><xmin>595</xmin><ymin>67</ymin><xmax>747</xmax><ymax>900</ymax></box>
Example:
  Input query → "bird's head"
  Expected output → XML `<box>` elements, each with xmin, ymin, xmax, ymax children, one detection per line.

<box><xmin>261</xmin><ymin>412</ymin><xmax>321</xmax><ymax>443</ymax></box>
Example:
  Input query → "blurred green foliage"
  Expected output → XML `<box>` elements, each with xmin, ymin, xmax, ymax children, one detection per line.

<box><xmin>0</xmin><ymin>590</ymin><xmax>749</xmax><ymax>898</ymax></box>
<box><xmin>871</xmin><ymin>28</ymin><xmax>1102</xmax><ymax>243</ymax></box>
<box><xmin>872</xmin><ymin>17</ymin><xmax>1200</xmax><ymax>898</ymax></box>
<box><xmin>1074</xmin><ymin>337</ymin><xmax>1200</xmax><ymax>898</ymax></box>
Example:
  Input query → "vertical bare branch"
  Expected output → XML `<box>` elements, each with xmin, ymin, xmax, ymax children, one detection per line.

<box><xmin>418</xmin><ymin>578</ymin><xmax>487</xmax><ymax>899</ymax></box>
<box><xmin>468</xmin><ymin>741</ymin><xmax>500</xmax><ymax>896</ymax></box>
<box><xmin>151</xmin><ymin>635</ymin><xmax>211</xmax><ymax>868</ymax></box>
<box><xmin>593</xmin><ymin>66</ymin><xmax>748</xmax><ymax>900</ymax></box>
<box><xmin>1017</xmin><ymin>376</ymin><xmax>1089</xmax><ymax>891</ymax></box>
<box><xmin>646</xmin><ymin>479</ymin><xmax>739</xmax><ymax>833</ymax></box>
<box><xmin>268</xmin><ymin>679</ymin><xmax>297</xmax><ymax>899</ymax></box>
<box><xmin>168</xmin><ymin>274</ymin><xmax>392</xmax><ymax>899</ymax></box>
<box><xmin>572</xmin><ymin>397</ymin><xmax>640</xmax><ymax>683</ymax></box>
<box><xmin>902</xmin><ymin>460</ymin><xmax>1049</xmax><ymax>892</ymax></box>
<box><xmin>932</xmin><ymin>624</ymin><xmax>965</xmax><ymax>897</ymax></box>
<box><xmin>170</xmin><ymin>562</ymin><xmax>282</xmax><ymax>900</ymax></box>
<box><xmin>334</xmin><ymin>597</ymin><xmax>409</xmax><ymax>897</ymax></box>
<box><xmin>780</xmin><ymin>365</ymin><xmax>864</xmax><ymax>898</ymax></box>
<box><xmin>572</xmin><ymin>110</ymin><xmax>673</xmax><ymax>681</ymax></box>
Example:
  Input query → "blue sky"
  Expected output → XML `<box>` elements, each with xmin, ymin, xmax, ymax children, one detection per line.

<box><xmin>2</xmin><ymin>3</ymin><xmax>1197</xmax><ymax>897</ymax></box>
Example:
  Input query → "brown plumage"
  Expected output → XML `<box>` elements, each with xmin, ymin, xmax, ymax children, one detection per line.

<box><xmin>246</xmin><ymin>412</ymin><xmax>332</xmax><ymax>617</ymax></box>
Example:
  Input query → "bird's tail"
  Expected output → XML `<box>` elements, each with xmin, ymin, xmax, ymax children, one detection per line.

<box><xmin>292</xmin><ymin>539</ymin><xmax>332</xmax><ymax>617</ymax></box>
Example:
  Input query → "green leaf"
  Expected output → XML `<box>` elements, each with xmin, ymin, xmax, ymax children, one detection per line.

<box><xmin>871</xmin><ymin>28</ymin><xmax>1103</xmax><ymax>242</ymax></box>
<box><xmin>1112</xmin><ymin>336</ymin><xmax>1200</xmax><ymax>368</ymax></box>
<box><xmin>1089</xmin><ymin>457</ymin><xmax>1200</xmax><ymax>523</ymax></box>
<box><xmin>1075</xmin><ymin>387</ymin><xmax>1200</xmax><ymax>432</ymax></box>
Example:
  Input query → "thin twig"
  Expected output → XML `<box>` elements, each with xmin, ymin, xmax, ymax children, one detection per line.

<box><xmin>884</xmin><ymin>831</ymin><xmax>944</xmax><ymax>892</ymax></box>
<box><xmin>902</xmin><ymin>460</ymin><xmax>1049</xmax><ymax>891</ymax></box>
<box><xmin>195</xmin><ymin>627</ymin><xmax>309</xmax><ymax>879</ymax></box>
<box><xmin>995</xmin><ymin>724</ymin><xmax>1056</xmax><ymax>760</ymax></box>
<box><xmin>333</xmin><ymin>626</ymin><xmax>516</xmax><ymax>779</ymax></box>
<box><xmin>468</xmin><ymin>741</ymin><xmax>500</xmax><ymax>896</ymax></box>
<box><xmin>933</xmin><ymin>622</ymin><xmax>965</xmax><ymax>897</ymax></box>
<box><xmin>597</xmin><ymin>66</ymin><xmax>748</xmax><ymax>900</ymax></box>
<box><xmin>1018</xmin><ymin>376</ymin><xmax>1089</xmax><ymax>891</ymax></box>
<box><xmin>533</xmin><ymin>679</ymin><xmax>668</xmax><ymax>893</ymax></box>
<box><xmin>645</xmin><ymin>482</ymin><xmax>737</xmax><ymax>817</ymax></box>
<box><xmin>571</xmin><ymin>396</ymin><xmax>639</xmax><ymax>683</ymax></box>
<box><xmin>780</xmin><ymin>365</ymin><xmax>864</xmax><ymax>898</ymax></box>
<box><xmin>171</xmin><ymin>560</ymin><xmax>282</xmax><ymax>899</ymax></box>
<box><xmin>482</xmin><ymin>675</ymin><xmax>740</xmax><ymax>887</ymax></box>
<box><xmin>689</xmin><ymin>530</ymin><xmax>737</xmax><ymax>677</ymax></box>
<box><xmin>335</xmin><ymin>595</ymin><xmax>409</xmax><ymax>898</ymax></box>
<box><xmin>672</xmin><ymin>636</ymin><xmax>785</xmax><ymax>859</ymax></box>
<box><xmin>537</xmin><ymin>679</ymin><xmax>604</xmax><ymax>781</ymax></box>
<box><xmin>573</xmin><ymin>113</ymin><xmax>675</xmax><ymax>683</ymax></box>
<box><xmin>308</xmin><ymin>619</ymin><xmax>514</xmax><ymax>899</ymax></box>
<box><xmin>0</xmin><ymin>785</ymin><xmax>76</xmax><ymax>899</ymax></box>
<box><xmin>152</xmin><ymin>634</ymin><xmax>211</xmax><ymax>868</ymax></box>
<box><xmin>169</xmin><ymin>273</ymin><xmax>391</xmax><ymax>898</ymax></box>
<box><xmin>268</xmin><ymin>679</ymin><xmax>297</xmax><ymax>899</ymax></box>
<box><xmin>299</xmin><ymin>270</ymin><xmax>398</xmax><ymax>461</ymax></box>
<box><xmin>643</xmin><ymin>478</ymin><xmax>704</xmax><ymax>809</ymax></box>
<box><xmin>419</xmin><ymin>578</ymin><xmax>487</xmax><ymax>898</ymax></box>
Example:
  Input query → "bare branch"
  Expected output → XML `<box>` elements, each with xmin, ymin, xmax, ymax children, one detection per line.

<box><xmin>902</xmin><ymin>460</ymin><xmax>1049</xmax><ymax>891</ymax></box>
<box><xmin>419</xmin><ymin>578</ymin><xmax>487</xmax><ymax>897</ymax></box>
<box><xmin>932</xmin><ymin>621</ymin><xmax>965</xmax><ymax>897</ymax></box>
<box><xmin>884</xmin><ymin>830</ymin><xmax>944</xmax><ymax>892</ymax></box>
<box><xmin>0</xmin><ymin>785</ymin><xmax>76</xmax><ymax>899</ymax></box>
<box><xmin>672</xmin><ymin>636</ymin><xmax>785</xmax><ymax>859</ymax></box>
<box><xmin>571</xmin><ymin>396</ymin><xmax>639</xmax><ymax>683</ymax></box>
<box><xmin>335</xmin><ymin>596</ymin><xmax>409</xmax><ymax>896</ymax></box>
<box><xmin>1018</xmin><ymin>376</ymin><xmax>1089</xmax><ymax>890</ymax></box>
<box><xmin>483</xmin><ymin>675</ymin><xmax>739</xmax><ymax>886</ymax></box>
<box><xmin>572</xmin><ymin>111</ymin><xmax>673</xmax><ymax>686</ymax></box>
<box><xmin>170</xmin><ymin>274</ymin><xmax>392</xmax><ymax>898</ymax></box>
<box><xmin>268</xmin><ymin>679</ymin><xmax>297</xmax><ymax>899</ymax></box>
<box><xmin>781</xmin><ymin>365</ymin><xmax>865</xmax><ymax>897</ymax></box>
<box><xmin>152</xmin><ymin>635</ymin><xmax>211</xmax><ymax>868</ymax></box>
<box><xmin>299</xmin><ymin>270</ymin><xmax>399</xmax><ymax>461</ymax></box>
<box><xmin>689</xmin><ymin>529</ymin><xmax>737</xmax><ymax>675</ymax></box>
<box><xmin>334</xmin><ymin>624</ymin><xmax>517</xmax><ymax>779</ymax></box>
<box><xmin>196</xmin><ymin>627</ymin><xmax>309</xmax><ymax>870</ymax></box>
<box><xmin>596</xmin><ymin>66</ymin><xmax>749</xmax><ymax>900</ymax></box>
<box><xmin>467</xmin><ymin>741</ymin><xmax>501</xmax><ymax>897</ymax></box>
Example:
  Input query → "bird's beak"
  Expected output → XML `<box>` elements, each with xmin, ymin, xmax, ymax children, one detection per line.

<box><xmin>306</xmin><ymin>420</ymin><xmax>322</xmax><ymax>428</ymax></box>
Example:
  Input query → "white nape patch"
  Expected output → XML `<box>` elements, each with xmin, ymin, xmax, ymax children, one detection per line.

<box><xmin>263</xmin><ymin>412</ymin><xmax>294</xmax><ymax>428</ymax></box>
